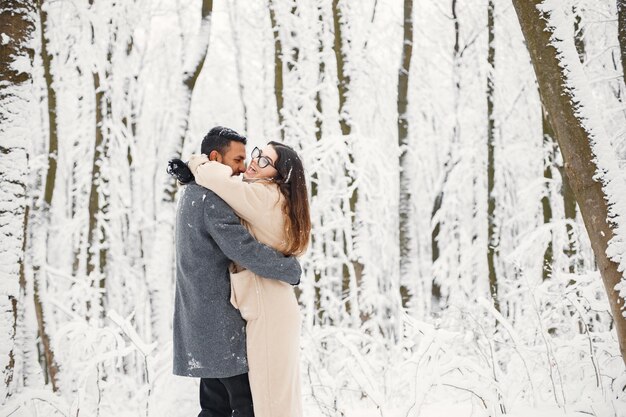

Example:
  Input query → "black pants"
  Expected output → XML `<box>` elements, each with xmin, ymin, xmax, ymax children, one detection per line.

<box><xmin>199</xmin><ymin>373</ymin><xmax>254</xmax><ymax>417</ymax></box>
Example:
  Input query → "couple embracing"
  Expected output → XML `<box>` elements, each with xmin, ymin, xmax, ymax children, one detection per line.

<box><xmin>168</xmin><ymin>126</ymin><xmax>310</xmax><ymax>417</ymax></box>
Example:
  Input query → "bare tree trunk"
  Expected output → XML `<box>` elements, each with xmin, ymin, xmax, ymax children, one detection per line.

<box><xmin>617</xmin><ymin>1</ymin><xmax>626</xmax><ymax>87</ymax></box>
<box><xmin>147</xmin><ymin>0</ymin><xmax>215</xmax><ymax>345</ymax></box>
<box><xmin>331</xmin><ymin>0</ymin><xmax>363</xmax><ymax>320</ymax></box>
<box><xmin>287</xmin><ymin>2</ymin><xmax>299</xmax><ymax>70</ymax></box>
<box><xmin>268</xmin><ymin>0</ymin><xmax>285</xmax><ymax>139</ymax></box>
<box><xmin>556</xmin><ymin>7</ymin><xmax>587</xmax><ymax>275</ymax></box>
<box><xmin>431</xmin><ymin>188</ymin><xmax>441</xmax><ymax>298</ymax></box>
<box><xmin>71</xmin><ymin>90</ymin><xmax>84</xmax><ymax>279</ymax></box>
<box><xmin>573</xmin><ymin>6</ymin><xmax>586</xmax><ymax>63</ymax></box>
<box><xmin>486</xmin><ymin>0</ymin><xmax>499</xmax><ymax>311</ymax></box>
<box><xmin>33</xmin><ymin>0</ymin><xmax>59</xmax><ymax>389</ymax></box>
<box><xmin>228</xmin><ymin>0</ymin><xmax>248</xmax><ymax>132</ymax></box>
<box><xmin>84</xmin><ymin>8</ymin><xmax>115</xmax><ymax>321</ymax></box>
<box><xmin>38</xmin><ymin>2</ymin><xmax>57</xmax><ymax>210</ymax></box>
<box><xmin>545</xmin><ymin>11</ymin><xmax>587</xmax><ymax>276</ymax></box>
<box><xmin>86</xmin><ymin>68</ymin><xmax>108</xmax><ymax>321</ymax></box>
<box><xmin>541</xmin><ymin>108</ymin><xmax>555</xmax><ymax>281</ymax></box>
<box><xmin>163</xmin><ymin>0</ymin><xmax>213</xmax><ymax>203</ymax></box>
<box><xmin>314</xmin><ymin>4</ymin><xmax>324</xmax><ymax>147</ymax></box>
<box><xmin>398</xmin><ymin>0</ymin><xmax>413</xmax><ymax>308</ymax></box>
<box><xmin>0</xmin><ymin>0</ymin><xmax>36</xmax><ymax>400</ymax></box>
<box><xmin>181</xmin><ymin>0</ymin><xmax>213</xmax><ymax>112</ymax></box>
<box><xmin>512</xmin><ymin>0</ymin><xmax>626</xmax><ymax>365</ymax></box>
<box><xmin>312</xmin><ymin>1</ymin><xmax>325</xmax><ymax>323</ymax></box>
<box><xmin>560</xmin><ymin>164</ymin><xmax>578</xmax><ymax>273</ymax></box>
<box><xmin>82</xmin><ymin>4</ymin><xmax>115</xmax><ymax>324</ymax></box>
<box><xmin>432</xmin><ymin>0</ymin><xmax>461</xmax><ymax>305</ymax></box>
<box><xmin>118</xmin><ymin>12</ymin><xmax>159</xmax><ymax>345</ymax></box>
<box><xmin>331</xmin><ymin>0</ymin><xmax>350</xmax><ymax>137</ymax></box>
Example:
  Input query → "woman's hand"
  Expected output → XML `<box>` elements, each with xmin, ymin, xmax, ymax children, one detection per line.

<box><xmin>167</xmin><ymin>158</ymin><xmax>194</xmax><ymax>184</ymax></box>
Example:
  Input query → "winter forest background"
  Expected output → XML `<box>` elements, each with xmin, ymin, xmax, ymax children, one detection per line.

<box><xmin>2</xmin><ymin>0</ymin><xmax>626</xmax><ymax>416</ymax></box>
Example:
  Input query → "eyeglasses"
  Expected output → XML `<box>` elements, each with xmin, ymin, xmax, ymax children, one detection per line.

<box><xmin>251</xmin><ymin>147</ymin><xmax>275</xmax><ymax>169</ymax></box>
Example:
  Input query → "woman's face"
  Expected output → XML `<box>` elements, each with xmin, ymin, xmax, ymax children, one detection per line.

<box><xmin>243</xmin><ymin>144</ymin><xmax>279</xmax><ymax>180</ymax></box>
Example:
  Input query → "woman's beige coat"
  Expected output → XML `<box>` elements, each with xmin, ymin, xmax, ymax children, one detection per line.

<box><xmin>189</xmin><ymin>156</ymin><xmax>302</xmax><ymax>417</ymax></box>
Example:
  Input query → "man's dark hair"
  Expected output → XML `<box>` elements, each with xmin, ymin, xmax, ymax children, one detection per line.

<box><xmin>201</xmin><ymin>126</ymin><xmax>247</xmax><ymax>156</ymax></box>
<box><xmin>167</xmin><ymin>126</ymin><xmax>246</xmax><ymax>185</ymax></box>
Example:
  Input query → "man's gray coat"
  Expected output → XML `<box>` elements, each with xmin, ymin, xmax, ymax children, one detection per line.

<box><xmin>173</xmin><ymin>182</ymin><xmax>301</xmax><ymax>378</ymax></box>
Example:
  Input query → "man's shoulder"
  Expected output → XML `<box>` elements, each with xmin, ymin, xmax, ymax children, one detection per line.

<box><xmin>184</xmin><ymin>184</ymin><xmax>232</xmax><ymax>213</ymax></box>
<box><xmin>181</xmin><ymin>183</ymin><xmax>217</xmax><ymax>200</ymax></box>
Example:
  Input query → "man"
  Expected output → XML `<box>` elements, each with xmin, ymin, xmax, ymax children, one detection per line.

<box><xmin>170</xmin><ymin>126</ymin><xmax>301</xmax><ymax>417</ymax></box>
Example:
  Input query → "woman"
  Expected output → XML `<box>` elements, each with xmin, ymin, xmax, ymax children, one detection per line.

<box><xmin>186</xmin><ymin>142</ymin><xmax>310</xmax><ymax>417</ymax></box>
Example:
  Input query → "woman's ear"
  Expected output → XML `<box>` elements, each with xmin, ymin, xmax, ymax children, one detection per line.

<box><xmin>209</xmin><ymin>150</ymin><xmax>222</xmax><ymax>162</ymax></box>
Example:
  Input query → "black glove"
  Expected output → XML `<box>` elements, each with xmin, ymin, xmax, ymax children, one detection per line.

<box><xmin>167</xmin><ymin>158</ymin><xmax>195</xmax><ymax>184</ymax></box>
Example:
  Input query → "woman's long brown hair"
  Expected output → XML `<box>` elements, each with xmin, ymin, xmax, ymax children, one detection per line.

<box><xmin>268</xmin><ymin>141</ymin><xmax>311</xmax><ymax>256</ymax></box>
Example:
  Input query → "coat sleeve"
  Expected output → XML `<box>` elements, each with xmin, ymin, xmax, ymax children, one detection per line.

<box><xmin>189</xmin><ymin>156</ymin><xmax>278</xmax><ymax>225</ymax></box>
<box><xmin>202</xmin><ymin>191</ymin><xmax>301</xmax><ymax>285</ymax></box>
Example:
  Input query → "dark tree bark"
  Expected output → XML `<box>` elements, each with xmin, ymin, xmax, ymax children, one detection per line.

<box><xmin>269</xmin><ymin>0</ymin><xmax>285</xmax><ymax>139</ymax></box>
<box><xmin>33</xmin><ymin>0</ymin><xmax>60</xmax><ymax>390</ymax></box>
<box><xmin>559</xmin><ymin>14</ymin><xmax>587</xmax><ymax>274</ymax></box>
<box><xmin>287</xmin><ymin>2</ymin><xmax>299</xmax><ymax>71</ymax></box>
<box><xmin>541</xmin><ymin>108</ymin><xmax>579</xmax><ymax>279</ymax></box>
<box><xmin>486</xmin><ymin>0</ymin><xmax>499</xmax><ymax>311</ymax></box>
<box><xmin>314</xmin><ymin>30</ymin><xmax>324</xmax><ymax>144</ymax></box>
<box><xmin>312</xmin><ymin>1</ymin><xmax>325</xmax><ymax>323</ymax></box>
<box><xmin>431</xmin><ymin>189</ymin><xmax>442</xmax><ymax>301</ymax></box>
<box><xmin>314</xmin><ymin>3</ymin><xmax>325</xmax><ymax>147</ymax></box>
<box><xmin>84</xmin><ymin>8</ymin><xmax>114</xmax><ymax>321</ymax></box>
<box><xmin>618</xmin><ymin>1</ymin><xmax>626</xmax><ymax>87</ymax></box>
<box><xmin>331</xmin><ymin>0</ymin><xmax>363</xmax><ymax>317</ymax></box>
<box><xmin>541</xmin><ymin>108</ymin><xmax>555</xmax><ymax>281</ymax></box>
<box><xmin>331</xmin><ymin>0</ymin><xmax>350</xmax><ymax>137</ymax></box>
<box><xmin>86</xmin><ymin>68</ymin><xmax>109</xmax><ymax>321</ymax></box>
<box><xmin>0</xmin><ymin>0</ymin><xmax>36</xmax><ymax>399</ymax></box>
<box><xmin>38</xmin><ymin>1</ymin><xmax>57</xmax><ymax>209</ymax></box>
<box><xmin>573</xmin><ymin>6</ymin><xmax>585</xmax><ymax>63</ymax></box>
<box><xmin>432</xmin><ymin>0</ymin><xmax>461</xmax><ymax>304</ymax></box>
<box><xmin>546</xmin><ymin>9</ymin><xmax>587</xmax><ymax>276</ymax></box>
<box><xmin>398</xmin><ymin>0</ymin><xmax>413</xmax><ymax>308</ymax></box>
<box><xmin>512</xmin><ymin>0</ymin><xmax>626</xmax><ymax>365</ymax></box>
<box><xmin>560</xmin><ymin>164</ymin><xmax>579</xmax><ymax>273</ymax></box>
<box><xmin>83</xmin><ymin>5</ymin><xmax>103</xmax><ymax>323</ymax></box>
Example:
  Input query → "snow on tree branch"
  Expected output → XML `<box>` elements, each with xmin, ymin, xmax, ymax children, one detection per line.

<box><xmin>539</xmin><ymin>0</ymin><xmax>626</xmax><ymax>313</ymax></box>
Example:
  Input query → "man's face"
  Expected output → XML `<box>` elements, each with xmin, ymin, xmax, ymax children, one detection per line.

<box><xmin>219</xmin><ymin>141</ymin><xmax>246</xmax><ymax>175</ymax></box>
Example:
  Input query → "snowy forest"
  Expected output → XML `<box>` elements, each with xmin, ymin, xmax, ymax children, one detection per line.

<box><xmin>2</xmin><ymin>0</ymin><xmax>626</xmax><ymax>416</ymax></box>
